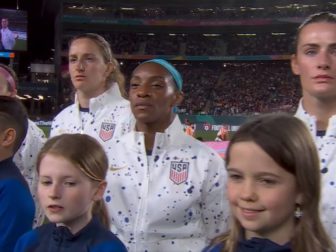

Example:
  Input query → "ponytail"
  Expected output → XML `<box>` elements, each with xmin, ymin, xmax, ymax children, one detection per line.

<box><xmin>92</xmin><ymin>199</ymin><xmax>110</xmax><ymax>229</ymax></box>
<box><xmin>108</xmin><ymin>57</ymin><xmax>127</xmax><ymax>99</ymax></box>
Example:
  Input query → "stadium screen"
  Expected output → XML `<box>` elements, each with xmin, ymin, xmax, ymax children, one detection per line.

<box><xmin>0</xmin><ymin>8</ymin><xmax>27</xmax><ymax>52</ymax></box>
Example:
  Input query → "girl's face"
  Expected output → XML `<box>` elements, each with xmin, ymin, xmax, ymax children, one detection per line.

<box><xmin>38</xmin><ymin>153</ymin><xmax>100</xmax><ymax>234</ymax></box>
<box><xmin>227</xmin><ymin>141</ymin><xmax>302</xmax><ymax>245</ymax></box>
<box><xmin>291</xmin><ymin>22</ymin><xmax>336</xmax><ymax>101</ymax></box>
<box><xmin>68</xmin><ymin>38</ymin><xmax>112</xmax><ymax>97</ymax></box>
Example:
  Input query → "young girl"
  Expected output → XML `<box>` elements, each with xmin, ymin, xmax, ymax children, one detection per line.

<box><xmin>204</xmin><ymin>113</ymin><xmax>334</xmax><ymax>252</ymax></box>
<box><xmin>14</xmin><ymin>134</ymin><xmax>127</xmax><ymax>252</ymax></box>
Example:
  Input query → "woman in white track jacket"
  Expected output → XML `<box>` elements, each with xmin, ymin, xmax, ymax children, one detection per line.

<box><xmin>105</xmin><ymin>59</ymin><xmax>229</xmax><ymax>252</ymax></box>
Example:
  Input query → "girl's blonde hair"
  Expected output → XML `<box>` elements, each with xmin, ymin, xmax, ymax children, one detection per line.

<box><xmin>212</xmin><ymin>113</ymin><xmax>334</xmax><ymax>252</ymax></box>
<box><xmin>37</xmin><ymin>133</ymin><xmax>110</xmax><ymax>229</ymax></box>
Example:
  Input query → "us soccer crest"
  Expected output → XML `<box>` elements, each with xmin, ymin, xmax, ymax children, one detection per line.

<box><xmin>99</xmin><ymin>122</ymin><xmax>115</xmax><ymax>142</ymax></box>
<box><xmin>170</xmin><ymin>161</ymin><xmax>189</xmax><ymax>184</ymax></box>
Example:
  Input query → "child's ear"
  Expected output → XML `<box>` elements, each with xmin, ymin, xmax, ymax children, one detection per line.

<box><xmin>93</xmin><ymin>181</ymin><xmax>107</xmax><ymax>201</ymax></box>
<box><xmin>0</xmin><ymin>128</ymin><xmax>16</xmax><ymax>148</ymax></box>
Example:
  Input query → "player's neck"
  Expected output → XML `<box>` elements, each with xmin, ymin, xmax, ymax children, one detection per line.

<box><xmin>302</xmin><ymin>97</ymin><xmax>336</xmax><ymax>130</ymax></box>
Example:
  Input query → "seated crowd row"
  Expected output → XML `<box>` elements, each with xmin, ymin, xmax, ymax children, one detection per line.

<box><xmin>63</xmin><ymin>32</ymin><xmax>294</xmax><ymax>56</ymax></box>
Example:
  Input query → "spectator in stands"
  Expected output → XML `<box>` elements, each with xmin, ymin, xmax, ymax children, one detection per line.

<box><xmin>0</xmin><ymin>18</ymin><xmax>18</xmax><ymax>50</ymax></box>
<box><xmin>0</xmin><ymin>63</ymin><xmax>46</xmax><ymax>226</ymax></box>
<box><xmin>105</xmin><ymin>59</ymin><xmax>228</xmax><ymax>251</ymax></box>
<box><xmin>291</xmin><ymin>12</ymin><xmax>336</xmax><ymax>244</ymax></box>
<box><xmin>50</xmin><ymin>33</ymin><xmax>132</xmax><ymax>162</ymax></box>
<box><xmin>0</xmin><ymin>96</ymin><xmax>35</xmax><ymax>252</ymax></box>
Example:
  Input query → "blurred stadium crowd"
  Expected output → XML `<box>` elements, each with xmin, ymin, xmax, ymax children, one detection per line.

<box><xmin>9</xmin><ymin>0</ymin><xmax>336</xmax><ymax>119</ymax></box>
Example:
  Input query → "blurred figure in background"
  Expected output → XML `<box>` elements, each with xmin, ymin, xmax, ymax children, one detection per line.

<box><xmin>215</xmin><ymin>124</ymin><xmax>229</xmax><ymax>141</ymax></box>
<box><xmin>0</xmin><ymin>18</ymin><xmax>18</xmax><ymax>50</ymax></box>
<box><xmin>184</xmin><ymin>119</ymin><xmax>195</xmax><ymax>137</ymax></box>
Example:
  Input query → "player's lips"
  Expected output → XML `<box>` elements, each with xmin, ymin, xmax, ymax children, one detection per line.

<box><xmin>313</xmin><ymin>74</ymin><xmax>333</xmax><ymax>79</ymax></box>
<box><xmin>75</xmin><ymin>75</ymin><xmax>86</xmax><ymax>80</ymax></box>
<box><xmin>47</xmin><ymin>204</ymin><xmax>64</xmax><ymax>213</ymax></box>
<box><xmin>133</xmin><ymin>101</ymin><xmax>153</xmax><ymax>109</ymax></box>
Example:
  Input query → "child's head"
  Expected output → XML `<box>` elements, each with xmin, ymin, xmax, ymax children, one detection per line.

<box><xmin>36</xmin><ymin>134</ymin><xmax>109</xmax><ymax>233</ymax></box>
<box><xmin>0</xmin><ymin>96</ymin><xmax>28</xmax><ymax>157</ymax></box>
<box><xmin>0</xmin><ymin>63</ymin><xmax>18</xmax><ymax>97</ymax></box>
<box><xmin>224</xmin><ymin>113</ymin><xmax>330</xmax><ymax>251</ymax></box>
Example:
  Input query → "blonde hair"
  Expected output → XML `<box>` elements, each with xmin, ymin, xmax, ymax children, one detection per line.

<box><xmin>69</xmin><ymin>33</ymin><xmax>126</xmax><ymax>98</ymax></box>
<box><xmin>212</xmin><ymin>113</ymin><xmax>334</xmax><ymax>252</ymax></box>
<box><xmin>37</xmin><ymin>133</ymin><xmax>110</xmax><ymax>228</ymax></box>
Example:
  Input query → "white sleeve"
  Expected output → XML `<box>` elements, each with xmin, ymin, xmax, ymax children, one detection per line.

<box><xmin>13</xmin><ymin>120</ymin><xmax>46</xmax><ymax>226</ymax></box>
<box><xmin>201</xmin><ymin>154</ymin><xmax>229</xmax><ymax>241</ymax></box>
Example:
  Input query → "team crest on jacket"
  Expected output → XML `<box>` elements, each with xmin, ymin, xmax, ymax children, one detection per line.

<box><xmin>99</xmin><ymin>122</ymin><xmax>115</xmax><ymax>141</ymax></box>
<box><xmin>170</xmin><ymin>161</ymin><xmax>189</xmax><ymax>184</ymax></box>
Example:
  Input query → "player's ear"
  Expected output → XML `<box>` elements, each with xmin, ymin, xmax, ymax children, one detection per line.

<box><xmin>291</xmin><ymin>54</ymin><xmax>300</xmax><ymax>75</ymax></box>
<box><xmin>173</xmin><ymin>91</ymin><xmax>184</xmax><ymax>107</ymax></box>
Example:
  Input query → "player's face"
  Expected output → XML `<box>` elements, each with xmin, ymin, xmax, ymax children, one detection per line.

<box><xmin>291</xmin><ymin>22</ymin><xmax>336</xmax><ymax>101</ymax></box>
<box><xmin>227</xmin><ymin>141</ymin><xmax>302</xmax><ymax>244</ymax></box>
<box><xmin>68</xmin><ymin>38</ymin><xmax>112</xmax><ymax>98</ymax></box>
<box><xmin>128</xmin><ymin>62</ymin><xmax>182</xmax><ymax>131</ymax></box>
<box><xmin>1</xmin><ymin>19</ymin><xmax>8</xmax><ymax>28</ymax></box>
<box><xmin>38</xmin><ymin>154</ymin><xmax>100</xmax><ymax>233</ymax></box>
